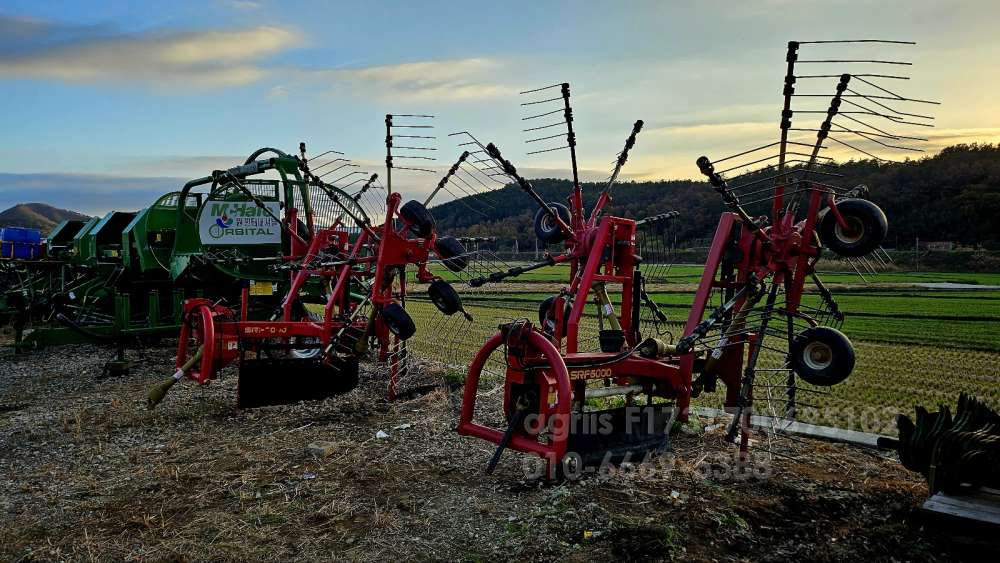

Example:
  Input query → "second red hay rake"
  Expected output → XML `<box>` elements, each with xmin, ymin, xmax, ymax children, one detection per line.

<box><xmin>458</xmin><ymin>40</ymin><xmax>938</xmax><ymax>477</ymax></box>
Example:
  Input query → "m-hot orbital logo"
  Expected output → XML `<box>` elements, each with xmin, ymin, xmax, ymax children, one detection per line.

<box><xmin>207</xmin><ymin>202</ymin><xmax>277</xmax><ymax>240</ymax></box>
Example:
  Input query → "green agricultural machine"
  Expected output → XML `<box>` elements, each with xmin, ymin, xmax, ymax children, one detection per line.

<box><xmin>0</xmin><ymin>147</ymin><xmax>353</xmax><ymax>373</ymax></box>
<box><xmin>1</xmin><ymin>201</ymin><xmax>192</xmax><ymax>359</ymax></box>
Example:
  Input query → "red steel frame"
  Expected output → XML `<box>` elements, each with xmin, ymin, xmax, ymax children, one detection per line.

<box><xmin>459</xmin><ymin>180</ymin><xmax>837</xmax><ymax>471</ymax></box>
<box><xmin>175</xmin><ymin>192</ymin><xmax>445</xmax><ymax>391</ymax></box>
<box><xmin>459</xmin><ymin>208</ymin><xmax>690</xmax><ymax>475</ymax></box>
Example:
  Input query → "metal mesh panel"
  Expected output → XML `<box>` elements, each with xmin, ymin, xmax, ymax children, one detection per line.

<box><xmin>349</xmin><ymin>182</ymin><xmax>388</xmax><ymax>228</ymax></box>
<box><xmin>287</xmin><ymin>182</ymin><xmax>370</xmax><ymax>235</ymax></box>
<box><xmin>231</xmin><ymin>180</ymin><xmax>279</xmax><ymax>200</ymax></box>
<box><xmin>636</xmin><ymin>213</ymin><xmax>679</xmax><ymax>285</ymax></box>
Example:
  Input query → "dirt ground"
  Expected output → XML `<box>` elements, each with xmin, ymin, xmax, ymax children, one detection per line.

<box><xmin>0</xmin><ymin>342</ymin><xmax>992</xmax><ymax>562</ymax></box>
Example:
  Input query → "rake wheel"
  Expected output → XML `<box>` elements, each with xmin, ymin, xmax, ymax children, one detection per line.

<box><xmin>533</xmin><ymin>202</ymin><xmax>571</xmax><ymax>244</ymax></box>
<box><xmin>382</xmin><ymin>302</ymin><xmax>416</xmax><ymax>340</ymax></box>
<box><xmin>400</xmin><ymin>200</ymin><xmax>435</xmax><ymax>238</ymax></box>
<box><xmin>788</xmin><ymin>326</ymin><xmax>856</xmax><ymax>387</ymax></box>
<box><xmin>434</xmin><ymin>236</ymin><xmax>468</xmax><ymax>272</ymax></box>
<box><xmin>428</xmin><ymin>280</ymin><xmax>462</xmax><ymax>316</ymax></box>
<box><xmin>819</xmin><ymin>199</ymin><xmax>888</xmax><ymax>258</ymax></box>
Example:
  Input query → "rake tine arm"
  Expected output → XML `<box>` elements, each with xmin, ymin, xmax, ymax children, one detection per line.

<box><xmin>590</xmin><ymin>119</ymin><xmax>644</xmax><ymax>223</ymax></box>
<box><xmin>352</xmin><ymin>173</ymin><xmax>379</xmax><ymax>200</ymax></box>
<box><xmin>328</xmin><ymin>188</ymin><xmax>381</xmax><ymax>239</ymax></box>
<box><xmin>635</xmin><ymin>211</ymin><xmax>680</xmax><ymax>227</ymax></box>
<box><xmin>485</xmin><ymin>142</ymin><xmax>574</xmax><ymax>240</ymax></box>
<box><xmin>297</xmin><ymin>141</ymin><xmax>328</xmax><ymax>186</ymax></box>
<box><xmin>558</xmin><ymin>83</ymin><xmax>581</xmax><ymax>190</ymax></box>
<box><xmin>424</xmin><ymin>151</ymin><xmax>470</xmax><ymax>207</ymax></box>
<box><xmin>776</xmin><ymin>41</ymin><xmax>800</xmax><ymax>176</ymax></box>
<box><xmin>803</xmin><ymin>74</ymin><xmax>851</xmax><ymax>175</ymax></box>
<box><xmin>468</xmin><ymin>254</ymin><xmax>563</xmax><ymax>287</ymax></box>
<box><xmin>810</xmin><ymin>272</ymin><xmax>844</xmax><ymax>321</ymax></box>
<box><xmin>696</xmin><ymin>157</ymin><xmax>770</xmax><ymax>243</ymax></box>
<box><xmin>640</xmin><ymin>290</ymin><xmax>668</xmax><ymax>323</ymax></box>
<box><xmin>676</xmin><ymin>278</ymin><xmax>758</xmax><ymax>354</ymax></box>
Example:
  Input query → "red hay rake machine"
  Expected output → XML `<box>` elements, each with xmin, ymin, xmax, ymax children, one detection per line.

<box><xmin>148</xmin><ymin>117</ymin><xmax>474</xmax><ymax>409</ymax></box>
<box><xmin>458</xmin><ymin>41</ymin><xmax>938</xmax><ymax>478</ymax></box>
<box><xmin>456</xmin><ymin>82</ymin><xmax>686</xmax><ymax>477</ymax></box>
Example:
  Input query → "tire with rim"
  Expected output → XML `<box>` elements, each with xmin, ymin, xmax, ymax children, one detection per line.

<box><xmin>788</xmin><ymin>326</ymin><xmax>855</xmax><ymax>386</ymax></box>
<box><xmin>381</xmin><ymin>302</ymin><xmax>416</xmax><ymax>340</ymax></box>
<box><xmin>400</xmin><ymin>200</ymin><xmax>435</xmax><ymax>238</ymax></box>
<box><xmin>819</xmin><ymin>199</ymin><xmax>887</xmax><ymax>257</ymax></box>
<box><xmin>290</xmin><ymin>304</ymin><xmax>323</xmax><ymax>359</ymax></box>
<box><xmin>428</xmin><ymin>280</ymin><xmax>462</xmax><ymax>315</ymax></box>
<box><xmin>533</xmin><ymin>203</ymin><xmax>571</xmax><ymax>244</ymax></box>
<box><xmin>434</xmin><ymin>236</ymin><xmax>468</xmax><ymax>272</ymax></box>
<box><xmin>264</xmin><ymin>301</ymin><xmax>323</xmax><ymax>359</ymax></box>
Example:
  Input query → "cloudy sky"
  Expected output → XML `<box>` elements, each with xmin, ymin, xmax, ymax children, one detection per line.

<box><xmin>1</xmin><ymin>0</ymin><xmax>998</xmax><ymax>214</ymax></box>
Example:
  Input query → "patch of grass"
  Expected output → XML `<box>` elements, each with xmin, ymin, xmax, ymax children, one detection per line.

<box><xmin>504</xmin><ymin>486</ymin><xmax>575</xmax><ymax>537</ymax></box>
<box><xmin>711</xmin><ymin>508</ymin><xmax>749</xmax><ymax>531</ymax></box>
<box><xmin>441</xmin><ymin>367</ymin><xmax>467</xmax><ymax>385</ymax></box>
<box><xmin>604</xmin><ymin>521</ymin><xmax>680</xmax><ymax>560</ymax></box>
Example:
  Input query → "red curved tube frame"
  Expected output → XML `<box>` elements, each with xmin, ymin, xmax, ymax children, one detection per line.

<box><xmin>458</xmin><ymin>329</ymin><xmax>573</xmax><ymax>470</ymax></box>
<box><xmin>176</xmin><ymin>303</ymin><xmax>215</xmax><ymax>385</ymax></box>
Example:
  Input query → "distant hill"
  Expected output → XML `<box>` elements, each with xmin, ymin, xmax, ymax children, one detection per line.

<box><xmin>431</xmin><ymin>144</ymin><xmax>1000</xmax><ymax>250</ymax></box>
<box><xmin>0</xmin><ymin>203</ymin><xmax>92</xmax><ymax>235</ymax></box>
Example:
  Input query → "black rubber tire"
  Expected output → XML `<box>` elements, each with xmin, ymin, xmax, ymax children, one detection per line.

<box><xmin>434</xmin><ymin>236</ymin><xmax>468</xmax><ymax>272</ymax></box>
<box><xmin>819</xmin><ymin>199</ymin><xmax>887</xmax><ymax>258</ymax></box>
<box><xmin>382</xmin><ymin>302</ymin><xmax>416</xmax><ymax>340</ymax></box>
<box><xmin>400</xmin><ymin>200</ymin><xmax>435</xmax><ymax>238</ymax></box>
<box><xmin>789</xmin><ymin>326</ymin><xmax>855</xmax><ymax>386</ymax></box>
<box><xmin>428</xmin><ymin>280</ymin><xmax>462</xmax><ymax>315</ymax></box>
<box><xmin>538</xmin><ymin>295</ymin><xmax>571</xmax><ymax>335</ymax></box>
<box><xmin>533</xmin><ymin>202</ymin><xmax>571</xmax><ymax>244</ymax></box>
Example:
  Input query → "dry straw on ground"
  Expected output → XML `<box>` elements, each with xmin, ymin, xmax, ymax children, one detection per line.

<box><xmin>0</xmin><ymin>342</ymin><xmax>983</xmax><ymax>561</ymax></box>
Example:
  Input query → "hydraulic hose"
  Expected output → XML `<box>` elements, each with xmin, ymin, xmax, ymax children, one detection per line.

<box><xmin>245</xmin><ymin>147</ymin><xmax>289</xmax><ymax>164</ymax></box>
<box><xmin>54</xmin><ymin>312</ymin><xmax>116</xmax><ymax>343</ymax></box>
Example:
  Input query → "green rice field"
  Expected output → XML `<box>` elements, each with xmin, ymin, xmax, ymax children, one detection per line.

<box><xmin>402</xmin><ymin>264</ymin><xmax>1000</xmax><ymax>434</ymax></box>
<box><xmin>429</xmin><ymin>262</ymin><xmax>1000</xmax><ymax>287</ymax></box>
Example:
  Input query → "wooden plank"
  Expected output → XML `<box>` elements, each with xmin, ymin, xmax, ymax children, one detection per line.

<box><xmin>693</xmin><ymin>407</ymin><xmax>888</xmax><ymax>448</ymax></box>
<box><xmin>928</xmin><ymin>497</ymin><xmax>1000</xmax><ymax>519</ymax></box>
<box><xmin>923</xmin><ymin>491</ymin><xmax>1000</xmax><ymax>527</ymax></box>
<box><xmin>929</xmin><ymin>493</ymin><xmax>1000</xmax><ymax>516</ymax></box>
